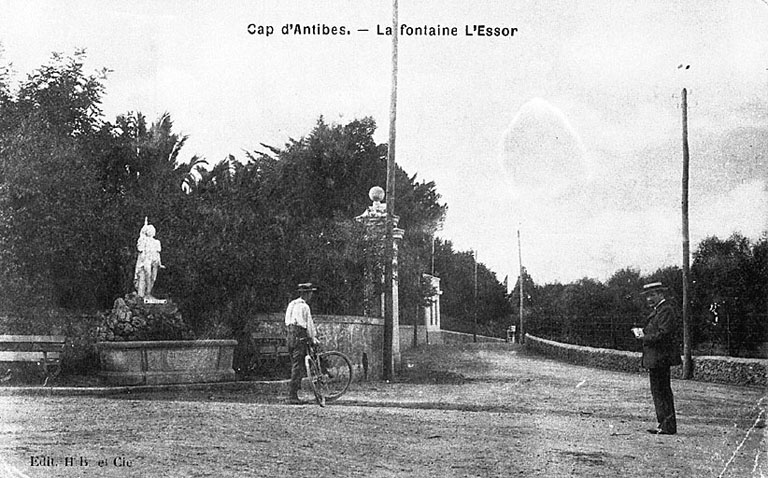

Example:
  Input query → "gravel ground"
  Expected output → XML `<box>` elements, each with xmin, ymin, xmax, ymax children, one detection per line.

<box><xmin>0</xmin><ymin>343</ymin><xmax>765</xmax><ymax>477</ymax></box>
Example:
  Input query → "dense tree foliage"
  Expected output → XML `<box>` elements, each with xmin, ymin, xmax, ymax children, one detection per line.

<box><xmin>217</xmin><ymin>116</ymin><xmax>451</xmax><ymax>325</ymax></box>
<box><xmin>690</xmin><ymin>233</ymin><xmax>767</xmax><ymax>356</ymax></box>
<box><xmin>0</xmin><ymin>51</ymin><xmax>109</xmax><ymax>309</ymax></box>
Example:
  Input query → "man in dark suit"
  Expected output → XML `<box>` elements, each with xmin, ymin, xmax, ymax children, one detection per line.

<box><xmin>634</xmin><ymin>282</ymin><xmax>682</xmax><ymax>435</ymax></box>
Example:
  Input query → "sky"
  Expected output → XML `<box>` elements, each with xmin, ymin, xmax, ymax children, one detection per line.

<box><xmin>1</xmin><ymin>0</ymin><xmax>766</xmax><ymax>286</ymax></box>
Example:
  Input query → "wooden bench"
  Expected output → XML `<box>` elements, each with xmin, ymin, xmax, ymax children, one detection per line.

<box><xmin>250</xmin><ymin>334</ymin><xmax>290</xmax><ymax>373</ymax></box>
<box><xmin>0</xmin><ymin>335</ymin><xmax>67</xmax><ymax>385</ymax></box>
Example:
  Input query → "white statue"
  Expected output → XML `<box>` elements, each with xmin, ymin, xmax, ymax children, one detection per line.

<box><xmin>134</xmin><ymin>217</ymin><xmax>165</xmax><ymax>302</ymax></box>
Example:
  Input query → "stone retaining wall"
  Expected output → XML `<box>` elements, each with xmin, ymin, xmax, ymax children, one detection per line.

<box><xmin>525</xmin><ymin>334</ymin><xmax>767</xmax><ymax>387</ymax></box>
<box><xmin>251</xmin><ymin>313</ymin><xmax>385</xmax><ymax>380</ymax></box>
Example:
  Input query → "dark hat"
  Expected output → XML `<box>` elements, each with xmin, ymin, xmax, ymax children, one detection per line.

<box><xmin>297</xmin><ymin>283</ymin><xmax>317</xmax><ymax>292</ymax></box>
<box><xmin>641</xmin><ymin>282</ymin><xmax>668</xmax><ymax>295</ymax></box>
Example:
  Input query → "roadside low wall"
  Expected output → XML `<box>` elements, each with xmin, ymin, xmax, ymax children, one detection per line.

<box><xmin>525</xmin><ymin>334</ymin><xmax>767</xmax><ymax>387</ymax></box>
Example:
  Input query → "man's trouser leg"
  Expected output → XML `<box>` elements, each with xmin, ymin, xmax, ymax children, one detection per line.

<box><xmin>286</xmin><ymin>325</ymin><xmax>308</xmax><ymax>399</ymax></box>
<box><xmin>649</xmin><ymin>366</ymin><xmax>677</xmax><ymax>433</ymax></box>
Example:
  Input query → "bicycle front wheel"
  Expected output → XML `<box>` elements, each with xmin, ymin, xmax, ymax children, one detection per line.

<box><xmin>317</xmin><ymin>351</ymin><xmax>353</xmax><ymax>401</ymax></box>
<box><xmin>305</xmin><ymin>354</ymin><xmax>325</xmax><ymax>407</ymax></box>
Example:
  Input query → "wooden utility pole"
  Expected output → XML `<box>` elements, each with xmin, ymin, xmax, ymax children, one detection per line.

<box><xmin>473</xmin><ymin>250</ymin><xmax>478</xmax><ymax>343</ymax></box>
<box><xmin>681</xmin><ymin>88</ymin><xmax>693</xmax><ymax>379</ymax></box>
<box><xmin>518</xmin><ymin>229</ymin><xmax>524</xmax><ymax>344</ymax></box>
<box><xmin>383</xmin><ymin>0</ymin><xmax>398</xmax><ymax>381</ymax></box>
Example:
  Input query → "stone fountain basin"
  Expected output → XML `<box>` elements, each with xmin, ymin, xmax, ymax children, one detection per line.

<box><xmin>97</xmin><ymin>340</ymin><xmax>237</xmax><ymax>386</ymax></box>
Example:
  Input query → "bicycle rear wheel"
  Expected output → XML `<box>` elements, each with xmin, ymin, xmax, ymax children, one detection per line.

<box><xmin>317</xmin><ymin>351</ymin><xmax>352</xmax><ymax>401</ymax></box>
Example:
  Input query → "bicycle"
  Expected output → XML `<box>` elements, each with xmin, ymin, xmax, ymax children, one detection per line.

<box><xmin>303</xmin><ymin>339</ymin><xmax>353</xmax><ymax>407</ymax></box>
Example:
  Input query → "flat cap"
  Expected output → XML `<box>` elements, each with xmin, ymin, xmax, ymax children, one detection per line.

<box><xmin>641</xmin><ymin>282</ymin><xmax>668</xmax><ymax>294</ymax></box>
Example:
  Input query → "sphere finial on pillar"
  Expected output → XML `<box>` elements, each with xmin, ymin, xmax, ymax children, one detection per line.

<box><xmin>369</xmin><ymin>186</ymin><xmax>385</xmax><ymax>203</ymax></box>
<box><xmin>357</xmin><ymin>186</ymin><xmax>387</xmax><ymax>220</ymax></box>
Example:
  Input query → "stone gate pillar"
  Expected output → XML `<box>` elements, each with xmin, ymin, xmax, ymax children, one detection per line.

<box><xmin>356</xmin><ymin>186</ymin><xmax>404</xmax><ymax>368</ymax></box>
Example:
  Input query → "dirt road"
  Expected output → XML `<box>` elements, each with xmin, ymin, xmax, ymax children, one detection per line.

<box><xmin>1</xmin><ymin>343</ymin><xmax>765</xmax><ymax>477</ymax></box>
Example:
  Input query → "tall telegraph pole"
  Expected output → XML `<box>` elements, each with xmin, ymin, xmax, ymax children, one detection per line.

<box><xmin>518</xmin><ymin>229</ymin><xmax>524</xmax><ymax>344</ymax></box>
<box><xmin>473</xmin><ymin>250</ymin><xmax>478</xmax><ymax>343</ymax></box>
<box><xmin>681</xmin><ymin>88</ymin><xmax>693</xmax><ymax>379</ymax></box>
<box><xmin>383</xmin><ymin>0</ymin><xmax>399</xmax><ymax>380</ymax></box>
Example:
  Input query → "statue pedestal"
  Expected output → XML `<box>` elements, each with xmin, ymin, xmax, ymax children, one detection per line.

<box><xmin>97</xmin><ymin>293</ymin><xmax>192</xmax><ymax>342</ymax></box>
